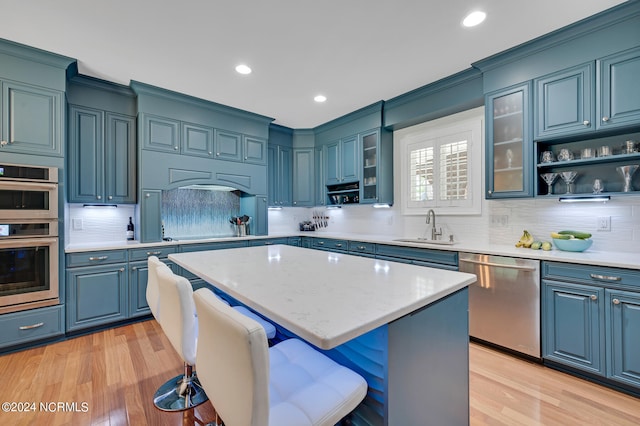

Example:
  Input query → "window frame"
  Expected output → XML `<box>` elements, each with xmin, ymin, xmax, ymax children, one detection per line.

<box><xmin>395</xmin><ymin>107</ymin><xmax>484</xmax><ymax>216</ymax></box>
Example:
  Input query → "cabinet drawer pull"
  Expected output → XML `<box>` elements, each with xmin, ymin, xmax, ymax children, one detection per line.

<box><xmin>335</xmin><ymin>243</ymin><xmax>343</xmax><ymax>248</ymax></box>
<box><xmin>612</xmin><ymin>298</ymin><xmax>620</xmax><ymax>305</ymax></box>
<box><xmin>19</xmin><ymin>322</ymin><xmax>44</xmax><ymax>330</ymax></box>
<box><xmin>318</xmin><ymin>241</ymin><xmax>325</xmax><ymax>245</ymax></box>
<box><xmin>119</xmin><ymin>268</ymin><xmax>125</xmax><ymax>272</ymax></box>
<box><xmin>132</xmin><ymin>266</ymin><xmax>137</xmax><ymax>271</ymax></box>
<box><xmin>589</xmin><ymin>273</ymin><xmax>621</xmax><ymax>282</ymax></box>
<box><xmin>582</xmin><ymin>120</ymin><xmax>590</xmax><ymax>126</ymax></box>
<box><xmin>358</xmin><ymin>246</ymin><xmax>366</xmax><ymax>250</ymax></box>
<box><xmin>147</xmin><ymin>251</ymin><xmax>162</xmax><ymax>255</ymax></box>
<box><xmin>590</xmin><ymin>294</ymin><xmax>597</xmax><ymax>301</ymax></box>
<box><xmin>264</xmin><ymin>242</ymin><xmax>273</xmax><ymax>245</ymax></box>
<box><xmin>602</xmin><ymin>116</ymin><xmax>610</xmax><ymax>122</ymax></box>
<box><xmin>89</xmin><ymin>256</ymin><xmax>108</xmax><ymax>261</ymax></box>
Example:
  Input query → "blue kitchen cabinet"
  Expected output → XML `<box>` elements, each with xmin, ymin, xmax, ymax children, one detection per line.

<box><xmin>141</xmin><ymin>189</ymin><xmax>163</xmax><ymax>242</ymax></box>
<box><xmin>606</xmin><ymin>289</ymin><xmax>640</xmax><ymax>388</ymax></box>
<box><xmin>311</xmin><ymin>238</ymin><xmax>348</xmax><ymax>252</ymax></box>
<box><xmin>359</xmin><ymin>129</ymin><xmax>393</xmax><ymax>205</ymax></box>
<box><xmin>1</xmin><ymin>80</ymin><xmax>64</xmax><ymax>157</ymax></box>
<box><xmin>325</xmin><ymin>135</ymin><xmax>359</xmax><ymax>185</ymax></box>
<box><xmin>243</xmin><ymin>135</ymin><xmax>267</xmax><ymax>165</ymax></box>
<box><xmin>485</xmin><ymin>82</ymin><xmax>534</xmax><ymax>198</ymax></box>
<box><xmin>314</xmin><ymin>146</ymin><xmax>326</xmax><ymax>206</ymax></box>
<box><xmin>542</xmin><ymin>261</ymin><xmax>640</xmax><ymax>392</ymax></box>
<box><xmin>182</xmin><ymin>122</ymin><xmax>214</xmax><ymax>158</ymax></box>
<box><xmin>66</xmin><ymin>262</ymin><xmax>128</xmax><ymax>331</ymax></box>
<box><xmin>534</xmin><ymin>63</ymin><xmax>595</xmax><ymax>139</ymax></box>
<box><xmin>348</xmin><ymin>241</ymin><xmax>376</xmax><ymax>258</ymax></box>
<box><xmin>0</xmin><ymin>305</ymin><xmax>65</xmax><ymax>351</ymax></box>
<box><xmin>214</xmin><ymin>129</ymin><xmax>243</xmax><ymax>162</ymax></box>
<box><xmin>376</xmin><ymin>244</ymin><xmax>459</xmax><ymax>270</ymax></box>
<box><xmin>254</xmin><ymin>196</ymin><xmax>268</xmax><ymax>236</ymax></box>
<box><xmin>142</xmin><ymin>114</ymin><xmax>180</xmax><ymax>153</ymax></box>
<box><xmin>68</xmin><ymin>105</ymin><xmax>136</xmax><ymax>204</ymax></box>
<box><xmin>128</xmin><ymin>246</ymin><xmax>178</xmax><ymax>317</ymax></box>
<box><xmin>248</xmin><ymin>237</ymin><xmax>289</xmax><ymax>246</ymax></box>
<box><xmin>542</xmin><ymin>280</ymin><xmax>605</xmax><ymax>375</ymax></box>
<box><xmin>598</xmin><ymin>47</ymin><xmax>640</xmax><ymax>131</ymax></box>
<box><xmin>267</xmin><ymin>144</ymin><xmax>292</xmax><ymax>206</ymax></box>
<box><xmin>292</xmin><ymin>148</ymin><xmax>314</xmax><ymax>206</ymax></box>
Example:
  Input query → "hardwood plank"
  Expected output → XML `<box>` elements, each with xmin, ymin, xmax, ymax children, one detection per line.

<box><xmin>1</xmin><ymin>321</ymin><xmax>638</xmax><ymax>425</ymax></box>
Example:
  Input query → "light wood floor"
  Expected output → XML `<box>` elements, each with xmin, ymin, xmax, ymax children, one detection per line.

<box><xmin>0</xmin><ymin>319</ymin><xmax>638</xmax><ymax>426</ymax></box>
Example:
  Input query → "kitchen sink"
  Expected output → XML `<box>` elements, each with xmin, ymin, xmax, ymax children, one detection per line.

<box><xmin>393</xmin><ymin>238</ymin><xmax>456</xmax><ymax>246</ymax></box>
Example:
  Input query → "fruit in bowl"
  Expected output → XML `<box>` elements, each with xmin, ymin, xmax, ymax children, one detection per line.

<box><xmin>550</xmin><ymin>230</ymin><xmax>593</xmax><ymax>252</ymax></box>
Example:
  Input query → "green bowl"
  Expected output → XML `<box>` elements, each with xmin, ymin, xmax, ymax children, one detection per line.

<box><xmin>552</xmin><ymin>238</ymin><xmax>593</xmax><ymax>252</ymax></box>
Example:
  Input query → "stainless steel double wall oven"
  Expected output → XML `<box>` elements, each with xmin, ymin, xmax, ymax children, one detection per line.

<box><xmin>0</xmin><ymin>163</ymin><xmax>59</xmax><ymax>314</ymax></box>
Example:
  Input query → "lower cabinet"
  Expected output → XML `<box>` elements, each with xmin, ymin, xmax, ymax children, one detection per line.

<box><xmin>542</xmin><ymin>261</ymin><xmax>640</xmax><ymax>390</ymax></box>
<box><xmin>128</xmin><ymin>259</ymin><xmax>177</xmax><ymax>318</ymax></box>
<box><xmin>0</xmin><ymin>305</ymin><xmax>65</xmax><ymax>350</ymax></box>
<box><xmin>66</xmin><ymin>262</ymin><xmax>128</xmax><ymax>331</ymax></box>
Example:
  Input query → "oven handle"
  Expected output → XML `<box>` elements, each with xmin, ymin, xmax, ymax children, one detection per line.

<box><xmin>0</xmin><ymin>180</ymin><xmax>58</xmax><ymax>191</ymax></box>
<box><xmin>459</xmin><ymin>258</ymin><xmax>538</xmax><ymax>271</ymax></box>
<box><xmin>0</xmin><ymin>237</ymin><xmax>58</xmax><ymax>248</ymax></box>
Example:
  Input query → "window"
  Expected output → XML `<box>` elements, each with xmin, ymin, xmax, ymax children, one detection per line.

<box><xmin>395</xmin><ymin>107</ymin><xmax>483</xmax><ymax>215</ymax></box>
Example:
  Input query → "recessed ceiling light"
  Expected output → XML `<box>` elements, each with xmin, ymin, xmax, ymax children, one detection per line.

<box><xmin>314</xmin><ymin>95</ymin><xmax>327</xmax><ymax>103</ymax></box>
<box><xmin>235</xmin><ymin>64</ymin><xmax>252</xmax><ymax>75</ymax></box>
<box><xmin>462</xmin><ymin>11</ymin><xmax>486</xmax><ymax>27</ymax></box>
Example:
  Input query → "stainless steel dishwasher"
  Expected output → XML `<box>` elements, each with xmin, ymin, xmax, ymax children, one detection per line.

<box><xmin>459</xmin><ymin>252</ymin><xmax>541</xmax><ymax>359</ymax></box>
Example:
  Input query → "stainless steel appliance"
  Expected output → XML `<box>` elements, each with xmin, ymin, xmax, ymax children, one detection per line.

<box><xmin>0</xmin><ymin>163</ymin><xmax>58</xmax><ymax>219</ymax></box>
<box><xmin>0</xmin><ymin>164</ymin><xmax>59</xmax><ymax>314</ymax></box>
<box><xmin>459</xmin><ymin>252</ymin><xmax>541</xmax><ymax>358</ymax></box>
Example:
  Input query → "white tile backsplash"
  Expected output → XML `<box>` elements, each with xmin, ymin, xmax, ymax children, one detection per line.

<box><xmin>66</xmin><ymin>204</ymin><xmax>137</xmax><ymax>245</ymax></box>
<box><xmin>270</xmin><ymin>195</ymin><xmax>640</xmax><ymax>253</ymax></box>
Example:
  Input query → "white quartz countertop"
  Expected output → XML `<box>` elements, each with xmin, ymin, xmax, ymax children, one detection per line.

<box><xmin>65</xmin><ymin>231</ymin><xmax>640</xmax><ymax>271</ymax></box>
<box><xmin>169</xmin><ymin>245</ymin><xmax>476</xmax><ymax>349</ymax></box>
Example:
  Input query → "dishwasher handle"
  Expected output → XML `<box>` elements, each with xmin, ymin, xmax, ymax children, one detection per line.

<box><xmin>459</xmin><ymin>258</ymin><xmax>538</xmax><ymax>271</ymax></box>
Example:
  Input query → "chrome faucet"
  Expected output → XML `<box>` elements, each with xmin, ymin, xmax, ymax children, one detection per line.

<box><xmin>426</xmin><ymin>209</ymin><xmax>443</xmax><ymax>240</ymax></box>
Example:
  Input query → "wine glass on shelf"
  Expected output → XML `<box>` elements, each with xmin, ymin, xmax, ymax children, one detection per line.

<box><xmin>540</xmin><ymin>173</ymin><xmax>558</xmax><ymax>195</ymax></box>
<box><xmin>560</xmin><ymin>171</ymin><xmax>578</xmax><ymax>194</ymax></box>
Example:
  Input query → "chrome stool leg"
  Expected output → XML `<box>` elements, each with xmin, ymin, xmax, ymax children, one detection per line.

<box><xmin>153</xmin><ymin>362</ymin><xmax>208</xmax><ymax>412</ymax></box>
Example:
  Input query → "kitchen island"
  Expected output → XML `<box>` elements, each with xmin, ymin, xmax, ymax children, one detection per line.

<box><xmin>169</xmin><ymin>245</ymin><xmax>477</xmax><ymax>425</ymax></box>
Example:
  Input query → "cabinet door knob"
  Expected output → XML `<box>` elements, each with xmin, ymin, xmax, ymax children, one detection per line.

<box><xmin>488</xmin><ymin>190</ymin><xmax>493</xmax><ymax>195</ymax></box>
<box><xmin>132</xmin><ymin>266</ymin><xmax>137</xmax><ymax>271</ymax></box>
<box><xmin>590</xmin><ymin>294</ymin><xmax>597</xmax><ymax>301</ymax></box>
<box><xmin>174</xmin><ymin>146</ymin><xmax>179</xmax><ymax>150</ymax></box>
<box><xmin>293</xmin><ymin>201</ymin><xmax>297</xmax><ymax>205</ymax></box>
<box><xmin>96</xmin><ymin>195</ymin><xmax>102</xmax><ymax>200</ymax></box>
<box><xmin>146</xmin><ymin>193</ymin><xmax>151</xmax><ymax>198</ymax></box>
<box><xmin>602</xmin><ymin>116</ymin><xmax>610</xmax><ymax>122</ymax></box>
<box><xmin>208</xmin><ymin>152</ymin><xmax>212</xmax><ymax>155</ymax></box>
<box><xmin>216</xmin><ymin>152</ymin><xmax>220</xmax><ymax>156</ymax></box>
<box><xmin>583</xmin><ymin>120</ymin><xmax>590</xmax><ymax>126</ymax></box>
<box><xmin>108</xmin><ymin>195</ymin><xmax>113</xmax><ymax>200</ymax></box>
<box><xmin>612</xmin><ymin>298</ymin><xmax>620</xmax><ymax>305</ymax></box>
<box><xmin>244</xmin><ymin>156</ymin><xmax>248</xmax><ymax>160</ymax></box>
<box><xmin>0</xmin><ymin>140</ymin><xmax>8</xmax><ymax>147</ymax></box>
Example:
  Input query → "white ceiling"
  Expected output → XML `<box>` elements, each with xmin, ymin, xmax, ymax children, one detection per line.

<box><xmin>0</xmin><ymin>0</ymin><xmax>627</xmax><ymax>128</ymax></box>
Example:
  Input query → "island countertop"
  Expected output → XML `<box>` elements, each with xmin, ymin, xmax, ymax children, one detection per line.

<box><xmin>169</xmin><ymin>244</ymin><xmax>477</xmax><ymax>349</ymax></box>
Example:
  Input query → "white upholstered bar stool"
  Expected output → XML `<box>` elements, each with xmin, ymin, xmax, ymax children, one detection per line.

<box><xmin>193</xmin><ymin>288</ymin><xmax>368</xmax><ymax>426</ymax></box>
<box><xmin>152</xmin><ymin>261</ymin><xmax>208</xmax><ymax>412</ymax></box>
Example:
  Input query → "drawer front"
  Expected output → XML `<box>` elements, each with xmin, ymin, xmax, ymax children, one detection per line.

<box><xmin>349</xmin><ymin>241</ymin><xmax>376</xmax><ymax>255</ymax></box>
<box><xmin>543</xmin><ymin>262</ymin><xmax>640</xmax><ymax>291</ymax></box>
<box><xmin>248</xmin><ymin>238</ymin><xmax>289</xmax><ymax>246</ymax></box>
<box><xmin>376</xmin><ymin>244</ymin><xmax>458</xmax><ymax>267</ymax></box>
<box><xmin>179</xmin><ymin>241</ymin><xmax>248</xmax><ymax>253</ymax></box>
<box><xmin>0</xmin><ymin>305</ymin><xmax>64</xmax><ymax>348</ymax></box>
<box><xmin>129</xmin><ymin>245</ymin><xmax>178</xmax><ymax>261</ymax></box>
<box><xmin>312</xmin><ymin>238</ymin><xmax>348</xmax><ymax>252</ymax></box>
<box><xmin>66</xmin><ymin>250</ymin><xmax>128</xmax><ymax>267</ymax></box>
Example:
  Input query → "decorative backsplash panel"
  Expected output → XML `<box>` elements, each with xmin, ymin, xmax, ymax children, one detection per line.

<box><xmin>162</xmin><ymin>188</ymin><xmax>240</xmax><ymax>239</ymax></box>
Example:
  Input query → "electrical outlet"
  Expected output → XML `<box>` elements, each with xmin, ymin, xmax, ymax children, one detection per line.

<box><xmin>597</xmin><ymin>216</ymin><xmax>611</xmax><ymax>232</ymax></box>
<box><xmin>72</xmin><ymin>218</ymin><xmax>83</xmax><ymax>230</ymax></box>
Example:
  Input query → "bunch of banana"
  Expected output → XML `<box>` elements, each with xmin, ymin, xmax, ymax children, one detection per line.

<box><xmin>550</xmin><ymin>230</ymin><xmax>592</xmax><ymax>240</ymax></box>
<box><xmin>515</xmin><ymin>230</ymin><xmax>534</xmax><ymax>248</ymax></box>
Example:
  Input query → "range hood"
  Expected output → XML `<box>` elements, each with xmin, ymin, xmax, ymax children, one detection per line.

<box><xmin>178</xmin><ymin>184</ymin><xmax>239</xmax><ymax>192</ymax></box>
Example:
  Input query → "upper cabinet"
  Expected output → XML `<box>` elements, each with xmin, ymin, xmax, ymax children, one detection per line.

<box><xmin>0</xmin><ymin>39</ymin><xmax>73</xmax><ymax>160</ymax></box>
<box><xmin>534</xmin><ymin>63</ymin><xmax>595</xmax><ymax>139</ymax></box>
<box><xmin>267</xmin><ymin>143</ymin><xmax>292</xmax><ymax>207</ymax></box>
<box><xmin>67</xmin><ymin>76</ymin><xmax>137</xmax><ymax>204</ymax></box>
<box><xmin>486</xmin><ymin>82</ymin><xmax>534</xmax><ymax>198</ymax></box>
<box><xmin>325</xmin><ymin>135</ymin><xmax>359</xmax><ymax>185</ymax></box>
<box><xmin>534</xmin><ymin>47</ymin><xmax>640</xmax><ymax>140</ymax></box>
<box><xmin>598</xmin><ymin>47</ymin><xmax>640</xmax><ymax>131</ymax></box>
<box><xmin>1</xmin><ymin>81</ymin><xmax>64</xmax><ymax>157</ymax></box>
<box><xmin>292</xmin><ymin>148</ymin><xmax>314</xmax><ymax>207</ymax></box>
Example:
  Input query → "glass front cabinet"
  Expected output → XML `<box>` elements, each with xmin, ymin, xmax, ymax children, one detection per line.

<box><xmin>485</xmin><ymin>82</ymin><xmax>534</xmax><ymax>198</ymax></box>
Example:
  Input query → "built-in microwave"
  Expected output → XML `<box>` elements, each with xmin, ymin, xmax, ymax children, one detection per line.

<box><xmin>0</xmin><ymin>164</ymin><xmax>58</xmax><ymax>219</ymax></box>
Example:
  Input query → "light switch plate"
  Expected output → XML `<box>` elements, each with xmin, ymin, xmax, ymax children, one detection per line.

<box><xmin>597</xmin><ymin>216</ymin><xmax>611</xmax><ymax>231</ymax></box>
